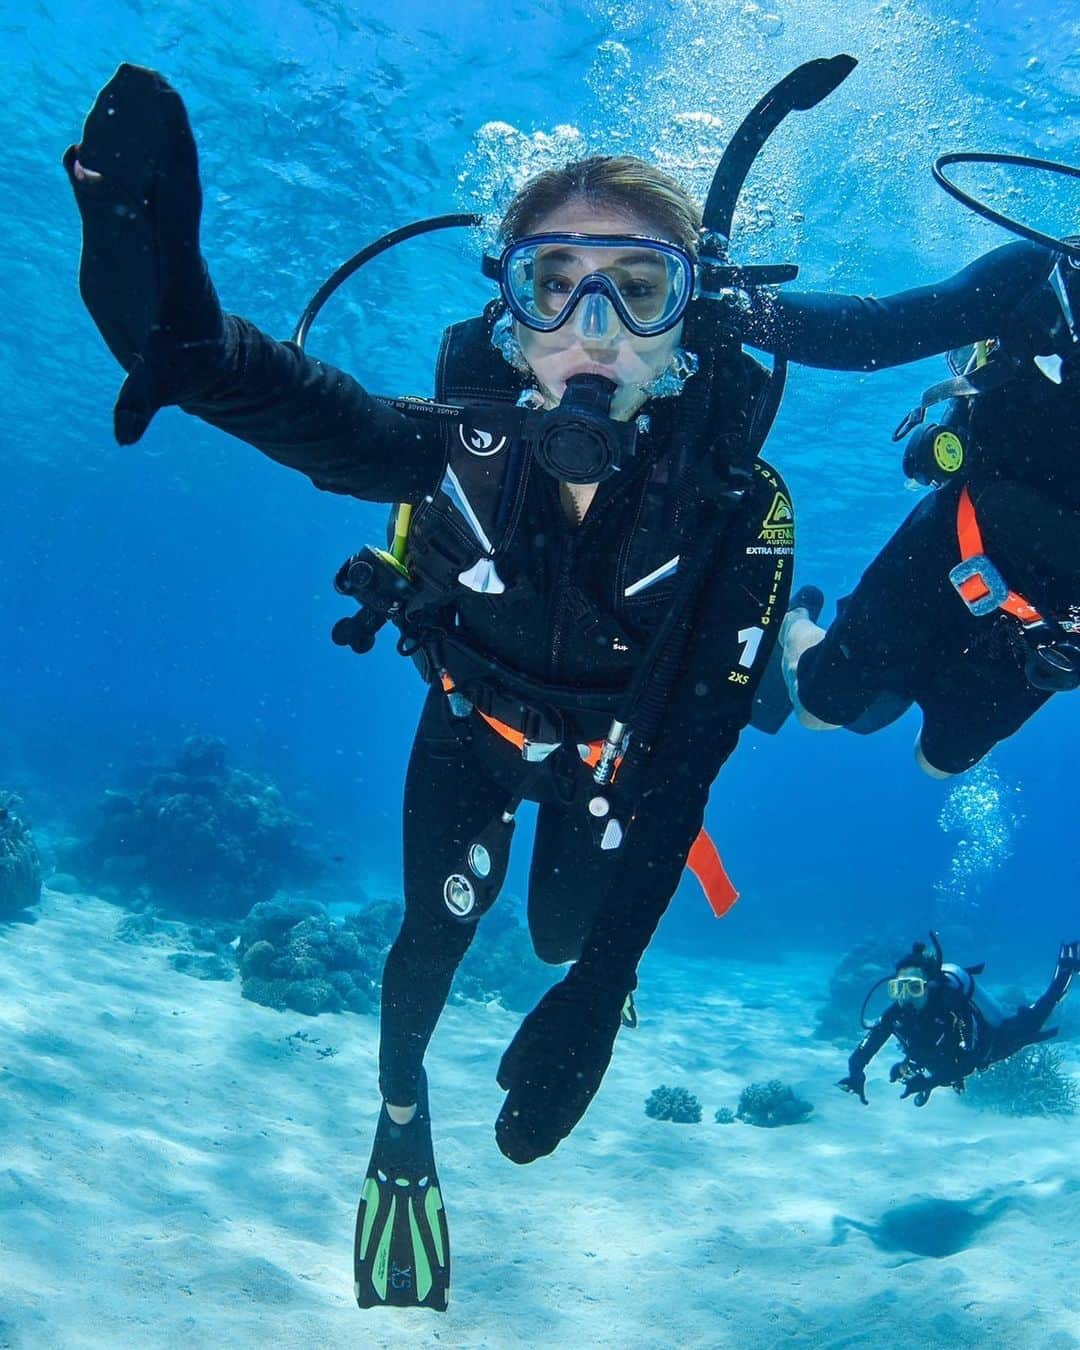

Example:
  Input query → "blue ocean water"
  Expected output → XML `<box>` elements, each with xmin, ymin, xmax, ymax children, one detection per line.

<box><xmin>2</xmin><ymin>2</ymin><xmax>1079</xmax><ymax>1338</ymax></box>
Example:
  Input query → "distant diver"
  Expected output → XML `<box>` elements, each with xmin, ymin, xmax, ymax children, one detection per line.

<box><xmin>65</xmin><ymin>57</ymin><xmax>861</xmax><ymax>1309</ymax></box>
<box><xmin>747</xmin><ymin>154</ymin><xmax>1080</xmax><ymax>774</ymax></box>
<box><xmin>839</xmin><ymin>933</ymin><xmax>1079</xmax><ymax>1107</ymax></box>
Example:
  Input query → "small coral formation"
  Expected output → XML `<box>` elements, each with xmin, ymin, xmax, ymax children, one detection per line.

<box><xmin>963</xmin><ymin>1046</ymin><xmax>1078</xmax><ymax>1118</ymax></box>
<box><xmin>714</xmin><ymin>1107</ymin><xmax>736</xmax><ymax>1125</ymax></box>
<box><xmin>736</xmin><ymin>1080</ymin><xmax>814</xmax><ymax>1128</ymax></box>
<box><xmin>71</xmin><ymin>735</ymin><xmax>319</xmax><ymax>918</ymax></box>
<box><xmin>0</xmin><ymin>792</ymin><xmax>42</xmax><ymax>917</ymax></box>
<box><xmin>815</xmin><ymin>936</ymin><xmax>900</xmax><ymax>1043</ymax></box>
<box><xmin>645</xmin><ymin>1086</ymin><xmax>702</xmax><ymax>1123</ymax></box>
<box><xmin>237</xmin><ymin>897</ymin><xmax>399</xmax><ymax>1016</ymax></box>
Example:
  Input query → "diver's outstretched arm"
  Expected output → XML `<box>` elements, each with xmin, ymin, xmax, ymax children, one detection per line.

<box><xmin>65</xmin><ymin>64</ymin><xmax>444</xmax><ymax>504</ymax></box>
<box><xmin>839</xmin><ymin>1012</ymin><xmax>895</xmax><ymax>1105</ymax></box>
<box><xmin>739</xmin><ymin>241</ymin><xmax>1061</xmax><ymax>372</ymax></box>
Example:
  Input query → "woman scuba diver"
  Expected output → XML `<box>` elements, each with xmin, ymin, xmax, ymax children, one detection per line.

<box><xmin>64</xmin><ymin>56</ymin><xmax>854</xmax><ymax>1310</ymax></box>
<box><xmin>839</xmin><ymin>933</ymin><xmax>1079</xmax><ymax>1107</ymax></box>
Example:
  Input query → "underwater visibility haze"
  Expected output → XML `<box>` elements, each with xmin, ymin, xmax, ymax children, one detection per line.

<box><xmin>2</xmin><ymin>0</ymin><xmax>1079</xmax><ymax>1345</ymax></box>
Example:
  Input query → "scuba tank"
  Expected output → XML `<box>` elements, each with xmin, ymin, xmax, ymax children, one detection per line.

<box><xmin>939</xmin><ymin>962</ymin><xmax>1005</xmax><ymax>1028</ymax></box>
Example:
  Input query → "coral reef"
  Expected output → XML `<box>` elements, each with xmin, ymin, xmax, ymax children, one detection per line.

<box><xmin>736</xmin><ymin>1080</ymin><xmax>814</xmax><ymax>1128</ymax></box>
<box><xmin>236</xmin><ymin>896</ymin><xmax>553</xmax><ymax>1018</ymax></box>
<box><xmin>0</xmin><ymin>792</ymin><xmax>42</xmax><ymax>916</ymax></box>
<box><xmin>645</xmin><ymin>1086</ymin><xmax>702</xmax><ymax>1123</ymax></box>
<box><xmin>451</xmin><ymin>908</ymin><xmax>557</xmax><ymax>1013</ymax></box>
<box><xmin>963</xmin><ymin>1046</ymin><xmax>1078</xmax><ymax>1118</ymax></box>
<box><xmin>714</xmin><ymin>1107</ymin><xmax>736</xmax><ymax>1125</ymax></box>
<box><xmin>116</xmin><ymin>910</ymin><xmax>238</xmax><ymax>981</ymax></box>
<box><xmin>237</xmin><ymin>898</ymin><xmax>399</xmax><ymax>1016</ymax></box>
<box><xmin>815</xmin><ymin>935</ymin><xmax>901</xmax><ymax>1043</ymax></box>
<box><xmin>70</xmin><ymin>735</ymin><xmax>319</xmax><ymax>918</ymax></box>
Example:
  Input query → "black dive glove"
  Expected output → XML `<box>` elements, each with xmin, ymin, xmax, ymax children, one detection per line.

<box><xmin>495</xmin><ymin>965</ymin><xmax>627</xmax><ymax>1165</ymax></box>
<box><xmin>890</xmin><ymin>1060</ymin><xmax>937</xmax><ymax>1107</ymax></box>
<box><xmin>64</xmin><ymin>63</ymin><xmax>225</xmax><ymax>445</ymax></box>
<box><xmin>837</xmin><ymin>1070</ymin><xmax>868</xmax><ymax>1106</ymax></box>
<box><xmin>899</xmin><ymin>1075</ymin><xmax>937</xmax><ymax>1107</ymax></box>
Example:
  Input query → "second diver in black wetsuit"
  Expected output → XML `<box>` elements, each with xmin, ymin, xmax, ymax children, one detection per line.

<box><xmin>839</xmin><ymin>934</ymin><xmax>1079</xmax><ymax>1107</ymax></box>
<box><xmin>743</xmin><ymin>229</ymin><xmax>1080</xmax><ymax>775</ymax></box>
<box><xmin>64</xmin><ymin>56</ymin><xmax>860</xmax><ymax>1312</ymax></box>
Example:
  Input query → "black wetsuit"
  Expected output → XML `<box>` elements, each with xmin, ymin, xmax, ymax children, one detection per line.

<box><xmin>741</xmin><ymin>241</ymin><xmax>1080</xmax><ymax>771</ymax></box>
<box><xmin>182</xmin><ymin>316</ymin><xmax>793</xmax><ymax>1103</ymax></box>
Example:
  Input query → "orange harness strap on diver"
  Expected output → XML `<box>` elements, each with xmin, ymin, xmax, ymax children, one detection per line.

<box><xmin>439</xmin><ymin>673</ymin><xmax>739</xmax><ymax>919</ymax></box>
<box><xmin>949</xmin><ymin>485</ymin><xmax>1080</xmax><ymax>695</ymax></box>
<box><xmin>949</xmin><ymin>484</ymin><xmax>1043</xmax><ymax>623</ymax></box>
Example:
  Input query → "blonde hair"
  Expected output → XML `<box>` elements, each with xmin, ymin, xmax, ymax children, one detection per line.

<box><xmin>497</xmin><ymin>155</ymin><xmax>702</xmax><ymax>254</ymax></box>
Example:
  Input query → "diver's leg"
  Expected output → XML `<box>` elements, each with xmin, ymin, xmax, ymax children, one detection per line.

<box><xmin>983</xmin><ymin>942</ymin><xmax>1079</xmax><ymax>1063</ymax></box>
<box><xmin>378</xmin><ymin>689</ymin><xmax>510</xmax><ymax>1114</ymax></box>
<box><xmin>356</xmin><ymin>691</ymin><xmax>512</xmax><ymax>1311</ymax></box>
<box><xmin>789</xmin><ymin>485</ymin><xmax>969</xmax><ymax>741</ymax></box>
<box><xmin>526</xmin><ymin>794</ymin><xmax>613</xmax><ymax>966</ymax></box>
<box><xmin>914</xmin><ymin>734</ymin><xmax>955</xmax><ymax>779</ymax></box>
<box><xmin>915</xmin><ymin>633</ymin><xmax>1051</xmax><ymax>778</ymax></box>
<box><xmin>1024</xmin><ymin>941</ymin><xmax>1079</xmax><ymax>1026</ymax></box>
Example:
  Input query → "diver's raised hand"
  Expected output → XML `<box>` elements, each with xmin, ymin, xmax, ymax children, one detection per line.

<box><xmin>494</xmin><ymin>965</ymin><xmax>626</xmax><ymax>1164</ymax></box>
<box><xmin>64</xmin><ymin>63</ymin><xmax>225</xmax><ymax>444</ymax></box>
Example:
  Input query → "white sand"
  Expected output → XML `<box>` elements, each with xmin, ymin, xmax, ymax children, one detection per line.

<box><xmin>1</xmin><ymin>890</ymin><xmax>1077</xmax><ymax>1349</ymax></box>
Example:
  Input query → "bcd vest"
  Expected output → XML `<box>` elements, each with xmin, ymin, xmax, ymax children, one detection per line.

<box><xmin>403</xmin><ymin>302</ymin><xmax>771</xmax><ymax>630</ymax></box>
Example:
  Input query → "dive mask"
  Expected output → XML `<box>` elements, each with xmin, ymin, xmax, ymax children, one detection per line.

<box><xmin>888</xmin><ymin>975</ymin><xmax>928</xmax><ymax>1000</ymax></box>
<box><xmin>483</xmin><ymin>233</ymin><xmax>695</xmax><ymax>338</ymax></box>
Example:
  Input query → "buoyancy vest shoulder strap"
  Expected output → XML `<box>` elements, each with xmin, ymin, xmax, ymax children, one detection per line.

<box><xmin>406</xmin><ymin>307</ymin><xmax>531</xmax><ymax>597</ymax></box>
<box><xmin>436</xmin><ymin>303</ymin><xmax>526</xmax><ymax>404</ymax></box>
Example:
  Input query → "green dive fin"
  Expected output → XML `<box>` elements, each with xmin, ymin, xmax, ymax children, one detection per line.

<box><xmin>354</xmin><ymin>1069</ymin><xmax>450</xmax><ymax>1312</ymax></box>
<box><xmin>750</xmin><ymin>585</ymin><xmax>824</xmax><ymax>734</ymax></box>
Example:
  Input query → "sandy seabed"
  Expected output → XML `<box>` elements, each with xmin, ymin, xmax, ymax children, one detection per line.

<box><xmin>1</xmin><ymin>889</ymin><xmax>1077</xmax><ymax>1350</ymax></box>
